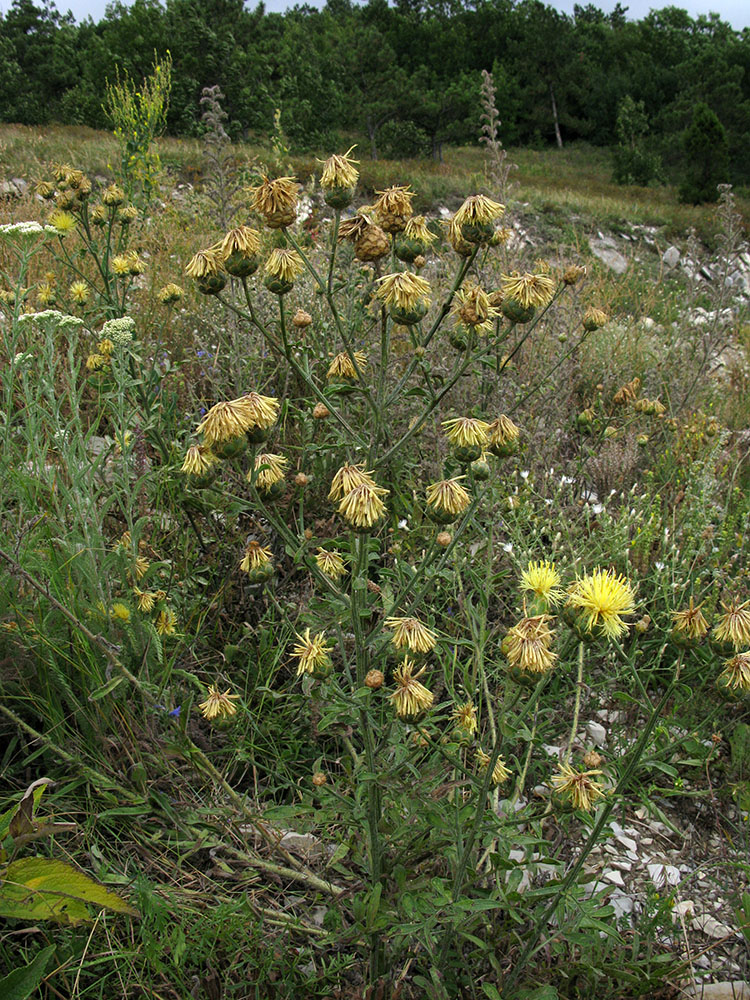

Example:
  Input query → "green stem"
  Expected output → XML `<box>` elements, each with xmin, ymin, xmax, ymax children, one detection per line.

<box><xmin>564</xmin><ymin>641</ymin><xmax>585</xmax><ymax>766</ymax></box>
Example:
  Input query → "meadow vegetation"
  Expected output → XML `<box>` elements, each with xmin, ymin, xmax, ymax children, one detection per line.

<box><xmin>0</xmin><ymin>117</ymin><xmax>749</xmax><ymax>999</ymax></box>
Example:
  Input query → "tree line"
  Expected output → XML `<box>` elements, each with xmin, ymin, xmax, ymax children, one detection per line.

<box><xmin>1</xmin><ymin>0</ymin><xmax>749</xmax><ymax>189</ymax></box>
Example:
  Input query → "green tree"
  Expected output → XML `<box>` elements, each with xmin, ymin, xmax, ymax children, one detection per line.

<box><xmin>679</xmin><ymin>101</ymin><xmax>729</xmax><ymax>204</ymax></box>
<box><xmin>612</xmin><ymin>94</ymin><xmax>661</xmax><ymax>185</ymax></box>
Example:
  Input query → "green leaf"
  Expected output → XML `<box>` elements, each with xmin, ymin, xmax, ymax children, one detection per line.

<box><xmin>0</xmin><ymin>858</ymin><xmax>137</xmax><ymax>924</ymax></box>
<box><xmin>0</xmin><ymin>944</ymin><xmax>56</xmax><ymax>1000</ymax></box>
<box><xmin>88</xmin><ymin>675</ymin><xmax>126</xmax><ymax>701</ymax></box>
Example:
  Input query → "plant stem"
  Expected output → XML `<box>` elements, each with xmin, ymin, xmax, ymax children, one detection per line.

<box><xmin>564</xmin><ymin>641</ymin><xmax>585</xmax><ymax>765</ymax></box>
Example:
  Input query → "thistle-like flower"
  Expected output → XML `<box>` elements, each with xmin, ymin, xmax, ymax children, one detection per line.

<box><xmin>451</xmin><ymin>284</ymin><xmax>498</xmax><ymax>332</ymax></box>
<box><xmin>583</xmin><ymin>307</ymin><xmax>608</xmax><ymax>331</ymax></box>
<box><xmin>402</xmin><ymin>215</ymin><xmax>436</xmax><ymax>246</ymax></box>
<box><xmin>446</xmin><ymin>216</ymin><xmax>474</xmax><ymax>257</ymax></box>
<box><xmin>186</xmin><ymin>248</ymin><xmax>223</xmax><ymax>279</ymax></box>
<box><xmin>562</xmin><ymin>264</ymin><xmax>587</xmax><ymax>285</ymax></box>
<box><xmin>181</xmin><ymin>444</ymin><xmax>217</xmax><ymax>477</ymax></box>
<box><xmin>476</xmin><ymin>747</ymin><xmax>511</xmax><ymax>786</ymax></box>
<box><xmin>718</xmin><ymin>651</ymin><xmax>750</xmax><ymax>692</ymax></box>
<box><xmin>551</xmin><ymin>762</ymin><xmax>606</xmax><ymax>812</ymax></box>
<box><xmin>328</xmin><ymin>463</ymin><xmax>377</xmax><ymax>501</ymax></box>
<box><xmin>487</xmin><ymin>415</ymin><xmax>521</xmax><ymax>453</ymax></box>
<box><xmin>384</xmin><ymin>615</ymin><xmax>437</xmax><ymax>654</ymax></box>
<box><xmin>239</xmin><ymin>391</ymin><xmax>280</xmax><ymax>430</ymax></box>
<box><xmin>69</xmin><ymin>281</ymin><xmax>90</xmax><ymax>304</ymax></box>
<box><xmin>196</xmin><ymin>398</ymin><xmax>255</xmax><ymax>446</ymax></box>
<box><xmin>338</xmin><ymin>481</ymin><xmax>388</xmax><ymax>529</ymax></box>
<box><xmin>249</xmin><ymin>176</ymin><xmax>298</xmax><ymax>228</ymax></box>
<box><xmin>375</xmin><ymin>272</ymin><xmax>431</xmax><ymax>311</ymax></box>
<box><xmin>504</xmin><ymin>615</ymin><xmax>558</xmax><ymax>673</ymax></box>
<box><xmin>240</xmin><ymin>541</ymin><xmax>274</xmax><ymax>573</ymax></box>
<box><xmin>373</xmin><ymin>185</ymin><xmax>414</xmax><ymax>233</ymax></box>
<box><xmin>671</xmin><ymin>597</ymin><xmax>709</xmax><ymax>641</ymax></box>
<box><xmin>220</xmin><ymin>226</ymin><xmax>261</xmax><ymax>258</ymax></box>
<box><xmin>426</xmin><ymin>477</ymin><xmax>471</xmax><ymax>516</ymax></box>
<box><xmin>453</xmin><ymin>194</ymin><xmax>505</xmax><ymax>227</ymax></box>
<box><xmin>48</xmin><ymin>210</ymin><xmax>76</xmax><ymax>234</ymax></box>
<box><xmin>320</xmin><ymin>147</ymin><xmax>359</xmax><ymax>189</ymax></box>
<box><xmin>714</xmin><ymin>599</ymin><xmax>750</xmax><ymax>650</ymax></box>
<box><xmin>315</xmin><ymin>548</ymin><xmax>347</xmax><ymax>580</ymax></box>
<box><xmin>613</xmin><ymin>377</ymin><xmax>641</xmax><ymax>405</ymax></box>
<box><xmin>291</xmin><ymin>628</ymin><xmax>333</xmax><ymax>677</ymax></box>
<box><xmin>453</xmin><ymin>701</ymin><xmax>478</xmax><ymax>737</ymax></box>
<box><xmin>520</xmin><ymin>560</ymin><xmax>565</xmax><ymax>609</ymax></box>
<box><xmin>327</xmin><ymin>350</ymin><xmax>368</xmax><ymax>381</ymax></box>
<box><xmin>159</xmin><ymin>283</ymin><xmax>184</xmax><ymax>305</ymax></box>
<box><xmin>567</xmin><ymin>568</ymin><xmax>636</xmax><ymax>639</ymax></box>
<box><xmin>501</xmin><ymin>270</ymin><xmax>556</xmax><ymax>309</ymax></box>
<box><xmin>249</xmin><ymin>452</ymin><xmax>288</xmax><ymax>490</ymax></box>
<box><xmin>264</xmin><ymin>248</ymin><xmax>304</xmax><ymax>282</ymax></box>
<box><xmin>132</xmin><ymin>587</ymin><xmax>157</xmax><ymax>613</ymax></box>
<box><xmin>442</xmin><ymin>417</ymin><xmax>490</xmax><ymax>449</ymax></box>
<box><xmin>199</xmin><ymin>684</ymin><xmax>240</xmax><ymax>720</ymax></box>
<box><xmin>111</xmin><ymin>602</ymin><xmax>131</xmax><ymax>623</ymax></box>
<box><xmin>390</xmin><ymin>657</ymin><xmax>434</xmax><ymax>720</ymax></box>
<box><xmin>155</xmin><ymin>607</ymin><xmax>177</xmax><ymax>635</ymax></box>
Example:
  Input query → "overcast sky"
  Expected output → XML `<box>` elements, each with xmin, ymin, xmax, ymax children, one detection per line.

<box><xmin>3</xmin><ymin>0</ymin><xmax>748</xmax><ymax>30</ymax></box>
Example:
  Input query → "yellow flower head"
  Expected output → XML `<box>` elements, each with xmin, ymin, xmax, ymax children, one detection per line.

<box><xmin>567</xmin><ymin>568</ymin><xmax>636</xmax><ymax>639</ymax></box>
<box><xmin>562</xmin><ymin>264</ymin><xmax>587</xmax><ymax>285</ymax></box>
<box><xmin>714</xmin><ymin>599</ymin><xmax>750</xmax><ymax>650</ymax></box>
<box><xmin>240</xmin><ymin>541</ymin><xmax>274</xmax><ymax>573</ymax></box>
<box><xmin>159</xmin><ymin>283</ymin><xmax>184</xmax><ymax>305</ymax></box>
<box><xmin>671</xmin><ymin>597</ymin><xmax>709</xmax><ymax>641</ymax></box>
<box><xmin>338</xmin><ymin>481</ymin><xmax>388</xmax><ymax>529</ymax></box>
<box><xmin>425</xmin><ymin>477</ymin><xmax>471</xmax><ymax>516</ymax></box>
<box><xmin>102</xmin><ymin>184</ymin><xmax>125</xmax><ymax>206</ymax></box>
<box><xmin>249</xmin><ymin>176</ymin><xmax>298</xmax><ymax>227</ymax></box>
<box><xmin>583</xmin><ymin>307</ymin><xmax>608</xmax><ymax>331</ymax></box>
<box><xmin>320</xmin><ymin>146</ymin><xmax>359</xmax><ymax>189</ymax></box>
<box><xmin>69</xmin><ymin>280</ymin><xmax>90</xmax><ymax>304</ymax></box>
<box><xmin>453</xmin><ymin>700</ymin><xmax>478</xmax><ymax>737</ymax></box>
<box><xmin>186</xmin><ymin>248</ymin><xmax>224</xmax><ymax>279</ymax></box>
<box><xmin>328</xmin><ymin>463</ymin><xmax>377</xmax><ymax>500</ymax></box>
<box><xmin>718</xmin><ymin>651</ymin><xmax>750</xmax><ymax>692</ymax></box>
<box><xmin>133</xmin><ymin>555</ymin><xmax>150</xmax><ymax>581</ymax></box>
<box><xmin>85</xmin><ymin>353</ymin><xmax>108</xmax><ymax>370</ymax></box>
<box><xmin>327</xmin><ymin>350</ymin><xmax>368</xmax><ymax>381</ymax></box>
<box><xmin>613</xmin><ymin>377</ymin><xmax>641</xmax><ymax>405</ymax></box>
<box><xmin>315</xmin><ymin>548</ymin><xmax>347</xmax><ymax>580</ymax></box>
<box><xmin>199</xmin><ymin>684</ymin><xmax>240</xmax><ymax>720</ymax></box>
<box><xmin>249</xmin><ymin>452</ymin><xmax>288</xmax><ymax>490</ymax></box>
<box><xmin>48</xmin><ymin>210</ymin><xmax>76</xmax><ymax>234</ymax></box>
<box><xmin>501</xmin><ymin>271</ymin><xmax>556</xmax><ymax>309</ymax></box>
<box><xmin>264</xmin><ymin>248</ymin><xmax>304</xmax><ymax>282</ymax></box>
<box><xmin>403</xmin><ymin>215</ymin><xmax>436</xmax><ymax>245</ymax></box>
<box><xmin>292</xmin><ymin>628</ymin><xmax>333</xmax><ymax>677</ymax></box>
<box><xmin>390</xmin><ymin>657</ymin><xmax>434</xmax><ymax>719</ymax></box>
<box><xmin>111</xmin><ymin>602</ymin><xmax>131</xmax><ymax>623</ymax></box>
<box><xmin>97</xmin><ymin>338</ymin><xmax>114</xmax><ymax>356</ymax></box>
<box><xmin>111</xmin><ymin>254</ymin><xmax>132</xmax><ymax>276</ymax></box>
<box><xmin>337</xmin><ymin>212</ymin><xmax>373</xmax><ymax>243</ymax></box>
<box><xmin>504</xmin><ymin>615</ymin><xmax>557</xmax><ymax>673</ymax></box>
<box><xmin>451</xmin><ymin>284</ymin><xmax>498</xmax><ymax>332</ymax></box>
<box><xmin>551</xmin><ymin>762</ymin><xmax>605</xmax><ymax>812</ymax></box>
<box><xmin>155</xmin><ymin>607</ymin><xmax>177</xmax><ymax>635</ymax></box>
<box><xmin>196</xmin><ymin>398</ymin><xmax>254</xmax><ymax>446</ymax></box>
<box><xmin>220</xmin><ymin>226</ymin><xmax>261</xmax><ymax>258</ymax></box>
<box><xmin>373</xmin><ymin>185</ymin><xmax>414</xmax><ymax>232</ymax></box>
<box><xmin>442</xmin><ymin>417</ymin><xmax>490</xmax><ymax>449</ymax></box>
<box><xmin>383</xmin><ymin>616</ymin><xmax>437</xmax><ymax>654</ymax></box>
<box><xmin>520</xmin><ymin>560</ymin><xmax>564</xmax><ymax>609</ymax></box>
<box><xmin>446</xmin><ymin>216</ymin><xmax>474</xmax><ymax>256</ymax></box>
<box><xmin>133</xmin><ymin>587</ymin><xmax>156</xmax><ymax>613</ymax></box>
<box><xmin>476</xmin><ymin>747</ymin><xmax>511</xmax><ymax>786</ymax></box>
<box><xmin>35</xmin><ymin>282</ymin><xmax>56</xmax><ymax>307</ymax></box>
<box><xmin>375</xmin><ymin>272</ymin><xmax>431</xmax><ymax>311</ymax></box>
<box><xmin>239</xmin><ymin>391</ymin><xmax>280</xmax><ymax>430</ymax></box>
<box><xmin>454</xmin><ymin>194</ymin><xmax>505</xmax><ymax>227</ymax></box>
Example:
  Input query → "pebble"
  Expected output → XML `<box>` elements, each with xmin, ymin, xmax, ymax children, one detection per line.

<box><xmin>685</xmin><ymin>984</ymin><xmax>750</xmax><ymax>999</ymax></box>
<box><xmin>692</xmin><ymin>913</ymin><xmax>736</xmax><ymax>939</ymax></box>
<box><xmin>585</xmin><ymin>720</ymin><xmax>607</xmax><ymax>746</ymax></box>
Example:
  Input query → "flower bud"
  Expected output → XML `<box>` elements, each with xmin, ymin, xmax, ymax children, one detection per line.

<box><xmin>292</xmin><ymin>308</ymin><xmax>313</xmax><ymax>328</ymax></box>
<box><xmin>312</xmin><ymin>771</ymin><xmax>327</xmax><ymax>787</ymax></box>
<box><xmin>313</xmin><ymin>402</ymin><xmax>330</xmax><ymax>419</ymax></box>
<box><xmin>365</xmin><ymin>669</ymin><xmax>385</xmax><ymax>689</ymax></box>
<box><xmin>436</xmin><ymin>531</ymin><xmax>452</xmax><ymax>547</ymax></box>
<box><xmin>295</xmin><ymin>472</ymin><xmax>309</xmax><ymax>487</ymax></box>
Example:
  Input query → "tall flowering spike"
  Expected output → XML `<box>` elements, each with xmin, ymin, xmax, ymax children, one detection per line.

<box><xmin>476</xmin><ymin>748</ymin><xmax>511</xmax><ymax>786</ymax></box>
<box><xmin>291</xmin><ymin>628</ymin><xmax>333</xmax><ymax>678</ymax></box>
<box><xmin>520</xmin><ymin>560</ymin><xmax>564</xmax><ymax>609</ymax></box>
<box><xmin>240</xmin><ymin>541</ymin><xmax>274</xmax><ymax>573</ymax></box>
<box><xmin>453</xmin><ymin>701</ymin><xmax>478</xmax><ymax>737</ymax></box>
<box><xmin>196</xmin><ymin>399</ymin><xmax>254</xmax><ymax>446</ymax></box>
<box><xmin>500</xmin><ymin>270</ymin><xmax>556</xmax><ymax>309</ymax></box>
<box><xmin>671</xmin><ymin>597</ymin><xmax>709</xmax><ymax>642</ymax></box>
<box><xmin>453</xmin><ymin>194</ymin><xmax>505</xmax><ymax>244</ymax></box>
<box><xmin>714</xmin><ymin>599</ymin><xmax>750</xmax><ymax>650</ymax></box>
<box><xmin>373</xmin><ymin>185</ymin><xmax>415</xmax><ymax>233</ymax></box>
<box><xmin>249</xmin><ymin>176</ymin><xmax>298</xmax><ymax>228</ymax></box>
<box><xmin>551</xmin><ymin>762</ymin><xmax>605</xmax><ymax>812</ymax></box>
<box><xmin>328</xmin><ymin>463</ymin><xmax>377</xmax><ymax>501</ymax></box>
<box><xmin>567</xmin><ymin>568</ymin><xmax>636</xmax><ymax>639</ymax></box>
<box><xmin>718</xmin><ymin>651</ymin><xmax>750</xmax><ymax>692</ymax></box>
<box><xmin>199</xmin><ymin>684</ymin><xmax>240</xmax><ymax>721</ymax></box>
<box><xmin>426</xmin><ymin>477</ymin><xmax>471</xmax><ymax>519</ymax></box>
<box><xmin>451</xmin><ymin>284</ymin><xmax>498</xmax><ymax>332</ymax></box>
<box><xmin>383</xmin><ymin>616</ymin><xmax>437</xmax><ymax>654</ymax></box>
<box><xmin>503</xmin><ymin>615</ymin><xmax>558</xmax><ymax>673</ymax></box>
<box><xmin>315</xmin><ymin>548</ymin><xmax>347</xmax><ymax>580</ymax></box>
<box><xmin>181</xmin><ymin>444</ymin><xmax>218</xmax><ymax>478</ymax></box>
<box><xmin>390</xmin><ymin>657</ymin><xmax>434</xmax><ymax>720</ymax></box>
<box><xmin>338</xmin><ymin>481</ymin><xmax>388</xmax><ymax>530</ymax></box>
<box><xmin>327</xmin><ymin>350</ymin><xmax>368</xmax><ymax>382</ymax></box>
<box><xmin>238</xmin><ymin>391</ymin><xmax>280</xmax><ymax>430</ymax></box>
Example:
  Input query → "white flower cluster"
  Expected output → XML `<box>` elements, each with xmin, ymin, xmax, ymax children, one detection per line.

<box><xmin>0</xmin><ymin>221</ymin><xmax>45</xmax><ymax>241</ymax></box>
<box><xmin>17</xmin><ymin>309</ymin><xmax>84</xmax><ymax>329</ymax></box>
<box><xmin>101</xmin><ymin>316</ymin><xmax>136</xmax><ymax>346</ymax></box>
